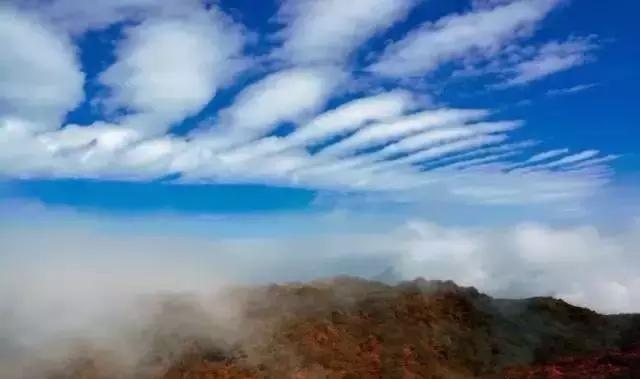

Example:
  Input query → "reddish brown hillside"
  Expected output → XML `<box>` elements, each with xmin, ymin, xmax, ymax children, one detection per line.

<box><xmin>501</xmin><ymin>345</ymin><xmax>640</xmax><ymax>379</ymax></box>
<box><xmin>28</xmin><ymin>277</ymin><xmax>640</xmax><ymax>379</ymax></box>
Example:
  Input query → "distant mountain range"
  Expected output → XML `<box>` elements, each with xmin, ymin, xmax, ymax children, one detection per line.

<box><xmin>35</xmin><ymin>277</ymin><xmax>640</xmax><ymax>378</ymax></box>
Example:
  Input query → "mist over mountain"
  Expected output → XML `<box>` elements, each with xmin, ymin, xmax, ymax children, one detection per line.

<box><xmin>2</xmin><ymin>277</ymin><xmax>640</xmax><ymax>379</ymax></box>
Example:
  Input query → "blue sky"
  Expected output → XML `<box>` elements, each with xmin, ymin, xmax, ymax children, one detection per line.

<box><xmin>2</xmin><ymin>0</ymin><xmax>640</xmax><ymax>315</ymax></box>
<box><xmin>1</xmin><ymin>0</ymin><xmax>638</xmax><ymax>218</ymax></box>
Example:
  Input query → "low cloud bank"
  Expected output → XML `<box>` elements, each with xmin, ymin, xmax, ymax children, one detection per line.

<box><xmin>395</xmin><ymin>220</ymin><xmax>640</xmax><ymax>313</ymax></box>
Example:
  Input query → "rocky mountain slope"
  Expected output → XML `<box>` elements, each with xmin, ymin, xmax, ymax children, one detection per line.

<box><xmin>29</xmin><ymin>277</ymin><xmax>640</xmax><ymax>378</ymax></box>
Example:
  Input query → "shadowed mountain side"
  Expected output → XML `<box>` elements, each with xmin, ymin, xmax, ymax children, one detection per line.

<box><xmin>24</xmin><ymin>277</ymin><xmax>640</xmax><ymax>378</ymax></box>
<box><xmin>500</xmin><ymin>345</ymin><xmax>640</xmax><ymax>379</ymax></box>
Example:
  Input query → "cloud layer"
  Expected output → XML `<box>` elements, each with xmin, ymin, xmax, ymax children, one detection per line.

<box><xmin>0</xmin><ymin>0</ymin><xmax>614</xmax><ymax>206</ymax></box>
<box><xmin>2</xmin><ymin>210</ymin><xmax>639</xmax><ymax>317</ymax></box>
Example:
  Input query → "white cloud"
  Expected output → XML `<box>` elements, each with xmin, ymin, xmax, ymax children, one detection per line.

<box><xmin>0</xmin><ymin>6</ymin><xmax>84</xmax><ymax>130</ymax></box>
<box><xmin>369</xmin><ymin>0</ymin><xmax>560</xmax><ymax>77</ymax></box>
<box><xmin>213</xmin><ymin>67</ymin><xmax>346</xmax><ymax>140</ymax></box>
<box><xmin>424</xmin><ymin>141</ymin><xmax>537</xmax><ymax>168</ymax></box>
<box><xmin>0</xmin><ymin>0</ymin><xmax>619</xmax><ymax>207</ymax></box>
<box><xmin>502</xmin><ymin>36</ymin><xmax>597</xmax><ymax>86</ymax></box>
<box><xmin>504</xmin><ymin>148</ymin><xmax>569</xmax><ymax>170</ymax></box>
<box><xmin>547</xmin><ymin>83</ymin><xmax>598</xmax><ymax>96</ymax></box>
<box><xmin>39</xmin><ymin>123</ymin><xmax>141</xmax><ymax>153</ymax></box>
<box><xmin>318</xmin><ymin>109</ymin><xmax>490</xmax><ymax>157</ymax></box>
<box><xmin>18</xmin><ymin>0</ymin><xmax>204</xmax><ymax>34</ymax></box>
<box><xmin>472</xmin><ymin>0</ymin><xmax>522</xmax><ymax>9</ymax></box>
<box><xmin>567</xmin><ymin>155</ymin><xmax>619</xmax><ymax>171</ymax></box>
<box><xmin>0</xmin><ymin>100</ymin><xmax>613</xmax><ymax>206</ymax></box>
<box><xmin>275</xmin><ymin>0</ymin><xmax>416</xmax><ymax>64</ymax></box>
<box><xmin>448</xmin><ymin>170</ymin><xmax>608</xmax><ymax>204</ymax></box>
<box><xmin>524</xmin><ymin>148</ymin><xmax>570</xmax><ymax>163</ymax></box>
<box><xmin>287</xmin><ymin>90</ymin><xmax>418</xmax><ymax>146</ymax></box>
<box><xmin>397</xmin><ymin>220</ymin><xmax>640</xmax><ymax>313</ymax></box>
<box><xmin>293</xmin><ymin>135</ymin><xmax>513</xmax><ymax>191</ymax></box>
<box><xmin>100</xmin><ymin>9</ymin><xmax>246</xmax><ymax>134</ymax></box>
<box><xmin>381</xmin><ymin>134</ymin><xmax>509</xmax><ymax>168</ymax></box>
<box><xmin>370</xmin><ymin>121</ymin><xmax>520</xmax><ymax>160</ymax></box>
<box><xmin>515</xmin><ymin>150</ymin><xmax>600</xmax><ymax>172</ymax></box>
<box><xmin>191</xmin><ymin>89</ymin><xmax>420</xmax><ymax>171</ymax></box>
<box><xmin>432</xmin><ymin>151</ymin><xmax>518</xmax><ymax>171</ymax></box>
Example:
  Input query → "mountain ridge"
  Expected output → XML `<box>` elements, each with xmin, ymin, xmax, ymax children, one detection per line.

<box><xmin>26</xmin><ymin>277</ymin><xmax>640</xmax><ymax>378</ymax></box>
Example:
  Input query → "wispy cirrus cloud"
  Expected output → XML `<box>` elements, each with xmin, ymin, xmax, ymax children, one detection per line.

<box><xmin>368</xmin><ymin>0</ymin><xmax>561</xmax><ymax>77</ymax></box>
<box><xmin>546</xmin><ymin>82</ymin><xmax>598</xmax><ymax>96</ymax></box>
<box><xmin>500</xmin><ymin>36</ymin><xmax>598</xmax><ymax>86</ymax></box>
<box><xmin>316</xmin><ymin>109</ymin><xmax>491</xmax><ymax>157</ymax></box>
<box><xmin>513</xmin><ymin>150</ymin><xmax>600</xmax><ymax>172</ymax></box>
<box><xmin>275</xmin><ymin>0</ymin><xmax>417</xmax><ymax>65</ymax></box>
